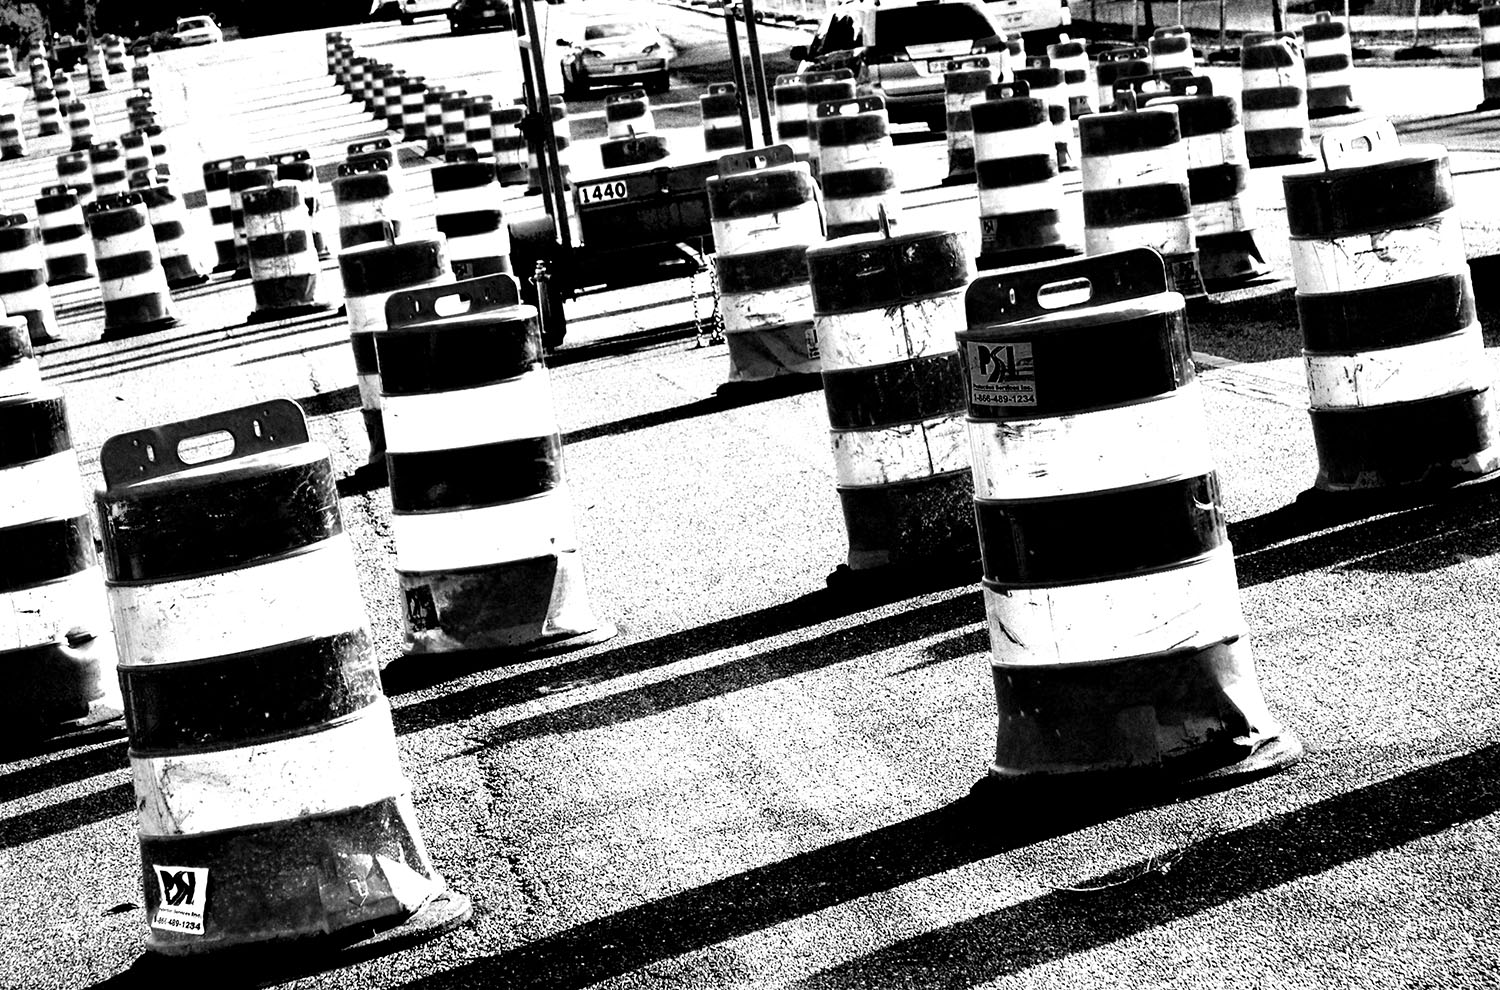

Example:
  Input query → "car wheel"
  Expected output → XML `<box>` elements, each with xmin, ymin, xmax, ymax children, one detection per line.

<box><xmin>399</xmin><ymin>12</ymin><xmax>415</xmax><ymax>25</ymax></box>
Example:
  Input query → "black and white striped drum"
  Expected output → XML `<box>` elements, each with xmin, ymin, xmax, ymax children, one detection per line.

<box><xmin>1141</xmin><ymin>75</ymin><xmax>1266</xmax><ymax>285</ymax></box>
<box><xmin>432</xmin><ymin>155</ymin><xmax>511</xmax><ymax>279</ymax></box>
<box><xmin>136</xmin><ymin>182</ymin><xmax>213</xmax><ymax>289</ymax></box>
<box><xmin>242</xmin><ymin>182</ymin><xmax>331</xmax><ymax>322</ymax></box>
<box><xmin>85</xmin><ymin>192</ymin><xmax>179</xmax><ymax>337</ymax></box>
<box><xmin>1014</xmin><ymin>63</ymin><xmax>1077</xmax><ymax>171</ymax></box>
<box><xmin>442</xmin><ymin>92</ymin><xmax>470</xmax><ymax>154</ymax></box>
<box><xmin>380</xmin><ymin>276</ymin><xmax>616</xmax><ymax>655</ymax></box>
<box><xmin>772</xmin><ymin>74</ymin><xmax>811</xmax><ymax>156</ymax></box>
<box><xmin>1047</xmin><ymin>37</ymin><xmax>1093</xmax><ymax>118</ymax></box>
<box><xmin>57</xmin><ymin>152</ymin><xmax>95</xmax><ymax>202</ymax></box>
<box><xmin>227</xmin><ymin>165</ymin><xmax>275</xmax><ymax>279</ymax></box>
<box><xmin>51</xmin><ymin>67</ymin><xmax>73</xmax><ymax>106</ymax></box>
<box><xmin>973</xmin><ymin>80</ymin><xmax>1079</xmax><ymax>270</ymax></box>
<box><xmin>959</xmin><ymin>247</ymin><xmax>1301</xmax><ymax>786</ymax></box>
<box><xmin>202</xmin><ymin>156</ymin><xmax>245</xmax><ymax>272</ymax></box>
<box><xmin>524</xmin><ymin>97</ymin><xmax>570</xmax><ymax>195</ymax></box>
<box><xmin>1240</xmin><ymin>34</ymin><xmax>1312</xmax><ymax>165</ymax></box>
<box><xmin>1301</xmin><ymin>12</ymin><xmax>1358</xmax><ymax>117</ymax></box>
<box><xmin>804</xmin><ymin>72</ymin><xmax>858</xmax><ymax>173</ymax></box>
<box><xmin>338</xmin><ymin>239</ymin><xmax>454</xmax><ymax>464</ymax></box>
<box><xmin>34</xmin><ymin>86</ymin><xmax>61</xmax><ymax>137</ymax></box>
<box><xmin>1481</xmin><ymin>3</ymin><xmax>1500</xmax><ymax>110</ymax></box>
<box><xmin>121</xmin><ymin>129</ymin><xmax>154</xmax><ymax>185</ymax></box>
<box><xmin>265</xmin><ymin>151</ymin><xmax>328</xmax><ymax>261</ymax></box>
<box><xmin>90</xmin><ymin>140</ymin><xmax>128</xmax><ymax>199</ymax></box>
<box><xmin>424</xmin><ymin>84</ymin><xmax>451</xmax><ymax>156</ymax></box>
<box><xmin>1094</xmin><ymin>46</ymin><xmax>1151</xmax><ymax>112</ymax></box>
<box><xmin>0</xmin><ymin>111</ymin><xmax>25</xmax><ymax>160</ymax></box>
<box><xmin>605</xmin><ymin>87</ymin><xmax>652</xmax><ymax>139</ymax></box>
<box><xmin>464</xmin><ymin>94</ymin><xmax>495</xmax><ymax>158</ymax></box>
<box><xmin>942</xmin><ymin>56</ymin><xmax>995</xmax><ymax>184</ymax></box>
<box><xmin>707</xmin><ymin>145</ymin><xmax>824</xmax><ymax>382</ymax></box>
<box><xmin>1149</xmin><ymin>25</ymin><xmax>1194</xmax><ymax>77</ymax></box>
<box><xmin>86</xmin><ymin>44</ymin><xmax>108</xmax><ymax>93</ymax></box>
<box><xmin>402</xmin><ymin>76</ymin><xmax>428</xmax><ymax>141</ymax></box>
<box><xmin>816</xmin><ymin>95</ymin><xmax>900</xmax><ymax>239</ymax></box>
<box><xmin>36</xmin><ymin>184</ymin><xmax>96</xmax><ymax>286</ymax></box>
<box><xmin>65</xmin><ymin>98</ymin><xmax>95</xmax><ymax>151</ymax></box>
<box><xmin>807</xmin><ymin>229</ymin><xmax>974</xmax><ymax>573</ymax></box>
<box><xmin>0</xmin><ymin>215</ymin><xmax>60</xmax><ymax>345</ymax></box>
<box><xmin>382</xmin><ymin>67</ymin><xmax>406</xmax><ymax>131</ymax></box>
<box><xmin>1284</xmin><ymin>124</ymin><xmax>1498</xmax><ymax>491</ymax></box>
<box><xmin>491</xmin><ymin>104</ymin><xmax>527</xmax><ymax>182</ymax></box>
<box><xmin>0</xmin><ymin>383</ymin><xmax>119</xmax><ymax>739</ymax></box>
<box><xmin>701</xmin><ymin>82</ymin><xmax>743</xmax><ymax>153</ymax></box>
<box><xmin>96</xmin><ymin>399</ymin><xmax>470</xmax><ymax>954</ymax></box>
<box><xmin>1080</xmin><ymin>103</ymin><xmax>1203</xmax><ymax>299</ymax></box>
<box><xmin>334</xmin><ymin>158</ymin><xmax>404</xmax><ymax>251</ymax></box>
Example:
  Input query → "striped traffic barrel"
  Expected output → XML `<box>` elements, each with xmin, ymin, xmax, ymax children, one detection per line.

<box><xmin>708</xmin><ymin>144</ymin><xmax>823</xmax><ymax>382</ymax></box>
<box><xmin>51</xmin><ymin>67</ymin><xmax>73</xmax><ymax>105</ymax></box>
<box><xmin>90</xmin><ymin>140</ymin><xmax>128</xmax><ymax>199</ymax></box>
<box><xmin>402</xmin><ymin>75</ymin><xmax>428</xmax><ymax>141</ymax></box>
<box><xmin>227</xmin><ymin>164</ymin><xmax>275</xmax><ymax>279</ymax></box>
<box><xmin>348</xmin><ymin>56</ymin><xmax>370</xmax><ymax>107</ymax></box>
<box><xmin>121</xmin><ymin>130</ymin><xmax>154</xmax><ymax>185</ymax></box>
<box><xmin>1014</xmin><ymin>62</ymin><xmax>1077</xmax><ymax>170</ymax></box>
<box><xmin>136</xmin><ymin>181</ymin><xmax>213</xmax><ymax>289</ymax></box>
<box><xmin>203</xmin><ymin>156</ymin><xmax>246</xmax><ymax>272</ymax></box>
<box><xmin>1481</xmin><ymin>3</ymin><xmax>1500</xmax><ymax>110</ymax></box>
<box><xmin>86</xmin><ymin>44</ymin><xmax>108</xmax><ymax>93</ymax></box>
<box><xmin>1080</xmin><ymin>103</ymin><xmax>1204</xmax><ymax>299</ymax></box>
<box><xmin>1141</xmin><ymin>75</ymin><xmax>1266</xmax><ymax>285</ymax></box>
<box><xmin>0</xmin><ymin>111</ymin><xmax>24</xmax><ymax>159</ymax></box>
<box><xmin>36</xmin><ymin>184</ymin><xmax>97</xmax><ymax>285</ymax></box>
<box><xmin>808</xmin><ymin>228</ymin><xmax>975</xmax><ymax>575</ymax></box>
<box><xmin>942</xmin><ymin>56</ymin><xmax>995</xmax><ymax>185</ymax></box>
<box><xmin>34</xmin><ymin>85</ymin><xmax>61</xmax><ymax>137</ymax></box>
<box><xmin>1047</xmin><ymin>37</ymin><xmax>1093</xmax><ymax>118</ymax></box>
<box><xmin>126</xmin><ymin>95</ymin><xmax>154</xmax><ymax>132</ymax></box>
<box><xmin>605</xmin><ymin>87</ymin><xmax>653</xmax><ymax>139</ymax></box>
<box><xmin>805</xmin><ymin>72</ymin><xmax>858</xmax><ymax>173</ymax></box>
<box><xmin>261</xmin><ymin>151</ymin><xmax>328</xmax><ymax>261</ymax></box>
<box><xmin>334</xmin><ymin>157</ymin><xmax>404</xmax><ymax>250</ymax></box>
<box><xmin>1284</xmin><ymin>124</ymin><xmax>1499</xmax><ymax>491</ymax></box>
<box><xmin>1241</xmin><ymin>34</ymin><xmax>1312</xmax><ymax>165</ymax></box>
<box><xmin>0</xmin><ymin>214</ymin><xmax>60</xmax><ymax>345</ymax></box>
<box><xmin>772</xmin><ymin>74</ymin><xmax>811</xmax><ymax>156</ymax></box>
<box><xmin>1</xmin><ymin>382</ymin><xmax>120</xmax><ymax>740</ymax></box>
<box><xmin>817</xmin><ymin>95</ymin><xmax>899</xmax><ymax>239</ymax></box>
<box><xmin>491</xmin><ymin>104</ymin><xmax>527</xmax><ymax>183</ymax></box>
<box><xmin>379</xmin><ymin>276</ymin><xmax>616</xmax><ymax>655</ymax></box>
<box><xmin>465</xmin><ymin>94</ymin><xmax>495</xmax><ymax>158</ymax></box>
<box><xmin>382</xmin><ymin>67</ymin><xmax>406</xmax><ymax>128</ymax></box>
<box><xmin>242</xmin><ymin>182</ymin><xmax>331</xmax><ymax>323</ymax></box>
<box><xmin>973</xmin><ymin>80</ymin><xmax>1079</xmax><ymax>270</ymax></box>
<box><xmin>1149</xmin><ymin>25</ymin><xmax>1194</xmax><ymax>77</ymax></box>
<box><xmin>26</xmin><ymin>53</ymin><xmax>46</xmax><ymax>91</ymax></box>
<box><xmin>1301</xmin><ymin>12</ymin><xmax>1358</xmax><ymax>117</ymax></box>
<box><xmin>103</xmin><ymin>35</ymin><xmax>126</xmax><ymax>74</ymax></box>
<box><xmin>958</xmin><ymin>247</ymin><xmax>1302</xmax><ymax>786</ymax></box>
<box><xmin>338</xmin><ymin>238</ymin><xmax>454</xmax><ymax>465</ymax></box>
<box><xmin>364</xmin><ymin>62</ymin><xmax>389</xmax><ymax>116</ymax></box>
<box><xmin>442</xmin><ymin>92</ymin><xmax>470</xmax><ymax>154</ymax></box>
<box><xmin>423</xmin><ymin>84</ymin><xmax>451</xmax><ymax>156</ymax></box>
<box><xmin>65</xmin><ymin>98</ymin><xmax>95</xmax><ymax>151</ymax></box>
<box><xmin>524</xmin><ymin>96</ymin><xmax>571</xmax><ymax>195</ymax></box>
<box><xmin>701</xmin><ymin>82</ymin><xmax>744</xmax><ymax>153</ymax></box>
<box><xmin>1095</xmin><ymin>46</ymin><xmax>1151</xmax><ymax>112</ymax></box>
<box><xmin>0</xmin><ymin>46</ymin><xmax>12</xmax><ymax>78</ymax></box>
<box><xmin>433</xmin><ymin>153</ymin><xmax>511</xmax><ymax>279</ymax></box>
<box><xmin>131</xmin><ymin>61</ymin><xmax>150</xmax><ymax>87</ymax></box>
<box><xmin>84</xmin><ymin>192</ymin><xmax>179</xmax><ymax>338</ymax></box>
<box><xmin>96</xmin><ymin>398</ymin><xmax>471</xmax><ymax>954</ymax></box>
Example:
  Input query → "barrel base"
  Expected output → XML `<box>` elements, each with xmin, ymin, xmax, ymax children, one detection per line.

<box><xmin>1311</xmin><ymin>391</ymin><xmax>1500</xmax><ymax>492</ymax></box>
<box><xmin>724</xmin><ymin>321</ymin><xmax>821</xmax><ymax>382</ymax></box>
<box><xmin>838</xmin><ymin>469</ymin><xmax>977</xmax><ymax>572</ymax></box>
<box><xmin>247</xmin><ymin>300</ymin><xmax>335</xmax><ymax>324</ymax></box>
<box><xmin>0</xmin><ymin>639</ymin><xmax>124</xmax><ymax>743</ymax></box>
<box><xmin>101</xmin><ymin>315</ymin><xmax>180</xmax><ymax>341</ymax></box>
<box><xmin>167</xmin><ymin>271</ymin><xmax>213</xmax><ymax>290</ymax></box>
<box><xmin>976</xmin><ymin>243</ymin><xmax>1081</xmax><ymax>272</ymax></box>
<box><xmin>398</xmin><ymin>551</ymin><xmax>617</xmax><ymax>656</ymax></box>
<box><xmin>497</xmin><ymin>163</ymin><xmax>529</xmax><ymax>186</ymax></box>
<box><xmin>1197</xmin><ymin>229</ymin><xmax>1269</xmax><ymax>286</ymax></box>
<box><xmin>989</xmin><ymin>636</ymin><xmax>1303</xmax><ymax>790</ymax></box>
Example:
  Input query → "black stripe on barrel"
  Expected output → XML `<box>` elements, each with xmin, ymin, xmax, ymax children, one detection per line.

<box><xmin>0</xmin><ymin>269</ymin><xmax>44</xmax><ymax>294</ymax></box>
<box><xmin>248</xmin><ymin>230</ymin><xmax>311</xmax><ymax>257</ymax></box>
<box><xmin>808</xmin><ymin>230</ymin><xmax>969</xmax><ymax>315</ymax></box>
<box><xmin>821</xmin><ymin>167</ymin><xmax>896</xmax><ymax>199</ymax></box>
<box><xmin>1298</xmin><ymin>273</ymin><xmax>1475</xmax><ymax>352</ymax></box>
<box><xmin>96</xmin><ymin>251</ymin><xmax>155</xmax><ymax>280</ymax></box>
<box><xmin>976</xmin><ymin>473</ymin><xmax>1225</xmax><ymax>586</ymax></box>
<box><xmin>431</xmin><ymin>162</ymin><xmax>496</xmax><ymax>194</ymax></box>
<box><xmin>335</xmin><ymin>172</ymin><xmax>396</xmax><ymax>204</ymax></box>
<box><xmin>1083</xmin><ymin>185</ymin><xmax>1191</xmax><ymax>225</ymax></box>
<box><xmin>1080</xmin><ymin>106</ymin><xmax>1180</xmax><ymax>154</ymax></box>
<box><xmin>960</xmin><ymin>308</ymin><xmax>1193</xmax><ymax>419</ymax></box>
<box><xmin>436</xmin><ymin>211</ymin><xmax>502</xmax><ymax>239</ymax></box>
<box><xmin>823</xmin><ymin>353</ymin><xmax>966</xmax><ymax>430</ymax></box>
<box><xmin>377</xmin><ymin>315</ymin><xmax>543</xmax><ymax>394</ymax></box>
<box><xmin>816</xmin><ymin>111</ymin><xmax>887</xmax><ymax>146</ymax></box>
<box><xmin>1241</xmin><ymin>87</ymin><xmax>1304</xmax><ymax>111</ymax></box>
<box><xmin>338</xmin><ymin>240</ymin><xmax>447</xmax><ymax>297</ymax></box>
<box><xmin>715</xmin><ymin>245</ymin><xmax>808</xmax><ymax>295</ymax></box>
<box><xmin>1283</xmin><ymin>152</ymin><xmax>1452</xmax><ymax>237</ymax></box>
<box><xmin>0</xmin><ymin>391</ymin><xmax>70</xmax><ymax>467</ymax></box>
<box><xmin>0</xmin><ymin>514</ymin><xmax>95</xmax><ymax>592</ymax></box>
<box><xmin>707</xmin><ymin>168</ymin><xmax>815</xmax><ymax>217</ymax></box>
<box><xmin>976</xmin><ymin>154</ymin><xmax>1058</xmax><ymax>188</ymax></box>
<box><xmin>119</xmin><ymin>629</ymin><xmax>380</xmax><ymax>754</ymax></box>
<box><xmin>1187</xmin><ymin>162</ymin><xmax>1248</xmax><ymax>203</ymax></box>
<box><xmin>1311</xmin><ymin>389</ymin><xmax>1495</xmax><ymax>489</ymax></box>
<box><xmin>97</xmin><ymin>452</ymin><xmax>342</xmax><ymax>583</ymax></box>
<box><xmin>388</xmin><ymin>437</ymin><xmax>564</xmax><ymax>513</ymax></box>
<box><xmin>87</xmin><ymin>205</ymin><xmax>148</xmax><ymax>237</ymax></box>
<box><xmin>0</xmin><ymin>321</ymin><xmax>33</xmax><ymax>373</ymax></box>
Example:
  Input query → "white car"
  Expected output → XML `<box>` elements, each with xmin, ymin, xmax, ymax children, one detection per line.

<box><xmin>173</xmin><ymin>15</ymin><xmax>223</xmax><ymax>46</ymax></box>
<box><xmin>559</xmin><ymin>17</ymin><xmax>674</xmax><ymax>97</ymax></box>
<box><xmin>369</xmin><ymin>0</ymin><xmax>457</xmax><ymax>24</ymax></box>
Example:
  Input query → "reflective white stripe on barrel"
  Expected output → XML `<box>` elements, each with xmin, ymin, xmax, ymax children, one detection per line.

<box><xmin>1289</xmin><ymin>213</ymin><xmax>1465</xmax><ymax>294</ymax></box>
<box><xmin>391</xmin><ymin>491</ymin><xmax>580</xmax><ymax>573</ymax></box>
<box><xmin>384</xmin><ymin>372</ymin><xmax>556</xmax><ymax>451</ymax></box>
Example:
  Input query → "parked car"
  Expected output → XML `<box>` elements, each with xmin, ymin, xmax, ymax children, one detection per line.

<box><xmin>173</xmin><ymin>15</ymin><xmax>224</xmax><ymax>46</ymax></box>
<box><xmin>792</xmin><ymin>0</ymin><xmax>1007</xmax><ymax>128</ymax></box>
<box><xmin>369</xmin><ymin>0</ymin><xmax>457</xmax><ymax>25</ymax></box>
<box><xmin>450</xmin><ymin>0</ymin><xmax>514</xmax><ymax>33</ymax></box>
<box><xmin>558</xmin><ymin>16</ymin><xmax>673</xmax><ymax>97</ymax></box>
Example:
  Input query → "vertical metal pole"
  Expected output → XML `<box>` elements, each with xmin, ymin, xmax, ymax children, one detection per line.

<box><xmin>519</xmin><ymin>0</ymin><xmax>572</xmax><ymax>255</ymax></box>
<box><xmin>1219</xmin><ymin>0</ymin><xmax>1227</xmax><ymax>53</ymax></box>
<box><xmin>1176</xmin><ymin>0</ymin><xmax>1183</xmax><ymax>26</ymax></box>
<box><xmin>1412</xmin><ymin>0</ymin><xmax>1422</xmax><ymax>47</ymax></box>
<box><xmin>741</xmin><ymin>0</ymin><xmax>775</xmax><ymax>146</ymax></box>
<box><xmin>723</xmin><ymin>4</ymin><xmax>753</xmax><ymax>148</ymax></box>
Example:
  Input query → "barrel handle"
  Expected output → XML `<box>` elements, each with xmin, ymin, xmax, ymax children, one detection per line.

<box><xmin>938</xmin><ymin>55</ymin><xmax>992</xmax><ymax>73</ymax></box>
<box><xmin>964</xmin><ymin>247</ymin><xmax>1170</xmax><ymax>328</ymax></box>
<box><xmin>717</xmin><ymin>143</ymin><xmax>795</xmax><ymax>175</ymax></box>
<box><xmin>1318</xmin><ymin>118</ymin><xmax>1398</xmax><ymax>170</ymax></box>
<box><xmin>384</xmin><ymin>273</ymin><xmax>523</xmax><ymax>330</ymax></box>
<box><xmin>1168</xmin><ymin>74</ymin><xmax>1213</xmax><ymax>96</ymax></box>
<box><xmin>606</xmin><ymin>87</ymin><xmax>647</xmax><ymax>105</ymax></box>
<box><xmin>100</xmin><ymin>398</ymin><xmax>310</xmax><ymax>490</ymax></box>
<box><xmin>816</xmin><ymin>94</ymin><xmax>885</xmax><ymax>119</ymax></box>
<box><xmin>801</xmin><ymin>67</ymin><xmax>855</xmax><ymax>84</ymax></box>
<box><xmin>348</xmin><ymin>137</ymin><xmax>393</xmax><ymax>156</ymax></box>
<box><xmin>708</xmin><ymin>82</ymin><xmax>737</xmax><ymax>95</ymax></box>
<box><xmin>987</xmin><ymin>80</ymin><xmax>1031</xmax><ymax>99</ymax></box>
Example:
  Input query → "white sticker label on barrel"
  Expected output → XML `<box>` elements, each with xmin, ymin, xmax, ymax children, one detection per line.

<box><xmin>965</xmin><ymin>341</ymin><xmax>1036</xmax><ymax>406</ymax></box>
<box><xmin>150</xmin><ymin>866</ymin><xmax>208</xmax><ymax>935</ymax></box>
<box><xmin>804</xmin><ymin>324</ymin><xmax>820</xmax><ymax>361</ymax></box>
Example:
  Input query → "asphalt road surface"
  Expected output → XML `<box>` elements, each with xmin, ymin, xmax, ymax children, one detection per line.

<box><xmin>4</xmin><ymin>4</ymin><xmax>1500</xmax><ymax>988</ymax></box>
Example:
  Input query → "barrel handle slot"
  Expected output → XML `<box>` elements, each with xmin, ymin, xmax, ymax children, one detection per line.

<box><xmin>1037</xmin><ymin>277</ymin><xmax>1092</xmax><ymax>310</ymax></box>
<box><xmin>964</xmin><ymin>247</ymin><xmax>1169</xmax><ymax>326</ymax></box>
<box><xmin>99</xmin><ymin>398</ymin><xmax>310</xmax><ymax>489</ymax></box>
<box><xmin>717</xmin><ymin>143</ymin><xmax>795</xmax><ymax>175</ymax></box>
<box><xmin>384</xmin><ymin>272</ymin><xmax>522</xmax><ymax>329</ymax></box>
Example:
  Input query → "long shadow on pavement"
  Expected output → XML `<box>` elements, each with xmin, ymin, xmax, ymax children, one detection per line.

<box><xmin>0</xmin><ymin>739</ymin><xmax>129</xmax><ymax>804</ymax></box>
<box><xmin>797</xmin><ymin>744</ymin><xmax>1500</xmax><ymax>988</ymax></box>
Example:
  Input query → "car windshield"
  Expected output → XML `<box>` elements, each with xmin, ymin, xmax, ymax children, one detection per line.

<box><xmin>873</xmin><ymin>6</ymin><xmax>997</xmax><ymax>49</ymax></box>
<box><xmin>807</xmin><ymin>13</ymin><xmax>863</xmax><ymax>56</ymax></box>
<box><xmin>584</xmin><ymin>22</ymin><xmax>645</xmax><ymax>41</ymax></box>
<box><xmin>178</xmin><ymin>17</ymin><xmax>210</xmax><ymax>29</ymax></box>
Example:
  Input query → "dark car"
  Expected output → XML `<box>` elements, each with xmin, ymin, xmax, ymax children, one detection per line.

<box><xmin>450</xmin><ymin>0</ymin><xmax>513</xmax><ymax>33</ymax></box>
